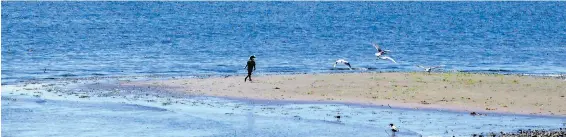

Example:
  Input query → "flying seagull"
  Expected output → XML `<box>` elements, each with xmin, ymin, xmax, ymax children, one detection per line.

<box><xmin>334</xmin><ymin>59</ymin><xmax>352</xmax><ymax>70</ymax></box>
<box><xmin>372</xmin><ymin>43</ymin><xmax>390</xmax><ymax>56</ymax></box>
<box><xmin>372</xmin><ymin>43</ymin><xmax>397</xmax><ymax>64</ymax></box>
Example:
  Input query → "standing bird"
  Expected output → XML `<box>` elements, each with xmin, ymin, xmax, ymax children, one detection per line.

<box><xmin>334</xmin><ymin>115</ymin><xmax>341</xmax><ymax>121</ymax></box>
<box><xmin>385</xmin><ymin>123</ymin><xmax>399</xmax><ymax>136</ymax></box>
<box><xmin>334</xmin><ymin>112</ymin><xmax>342</xmax><ymax>122</ymax></box>
<box><xmin>390</xmin><ymin>123</ymin><xmax>399</xmax><ymax>132</ymax></box>
<box><xmin>416</xmin><ymin>65</ymin><xmax>442</xmax><ymax>73</ymax></box>
<box><xmin>372</xmin><ymin>43</ymin><xmax>397</xmax><ymax>64</ymax></box>
<box><xmin>334</xmin><ymin>59</ymin><xmax>352</xmax><ymax>70</ymax></box>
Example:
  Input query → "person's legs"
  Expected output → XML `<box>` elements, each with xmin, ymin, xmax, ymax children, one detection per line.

<box><xmin>244</xmin><ymin>71</ymin><xmax>250</xmax><ymax>82</ymax></box>
<box><xmin>247</xmin><ymin>70</ymin><xmax>253</xmax><ymax>81</ymax></box>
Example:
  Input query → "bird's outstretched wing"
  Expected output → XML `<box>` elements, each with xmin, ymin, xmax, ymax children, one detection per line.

<box><xmin>417</xmin><ymin>65</ymin><xmax>425</xmax><ymax>69</ymax></box>
<box><xmin>380</xmin><ymin>56</ymin><xmax>397</xmax><ymax>64</ymax></box>
<box><xmin>372</xmin><ymin>43</ymin><xmax>380</xmax><ymax>51</ymax></box>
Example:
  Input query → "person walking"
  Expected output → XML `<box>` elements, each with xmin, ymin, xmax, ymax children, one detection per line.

<box><xmin>244</xmin><ymin>55</ymin><xmax>256</xmax><ymax>82</ymax></box>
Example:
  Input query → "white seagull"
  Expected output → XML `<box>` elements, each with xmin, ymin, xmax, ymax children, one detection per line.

<box><xmin>372</xmin><ymin>43</ymin><xmax>390</xmax><ymax>56</ymax></box>
<box><xmin>334</xmin><ymin>59</ymin><xmax>352</xmax><ymax>70</ymax></box>
<box><xmin>372</xmin><ymin>43</ymin><xmax>397</xmax><ymax>64</ymax></box>
<box><xmin>417</xmin><ymin>65</ymin><xmax>442</xmax><ymax>73</ymax></box>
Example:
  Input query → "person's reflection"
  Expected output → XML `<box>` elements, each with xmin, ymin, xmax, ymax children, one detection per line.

<box><xmin>246</xmin><ymin>104</ymin><xmax>256</xmax><ymax>135</ymax></box>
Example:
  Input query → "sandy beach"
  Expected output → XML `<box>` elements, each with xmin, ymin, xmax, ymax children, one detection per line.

<box><xmin>123</xmin><ymin>72</ymin><xmax>566</xmax><ymax>116</ymax></box>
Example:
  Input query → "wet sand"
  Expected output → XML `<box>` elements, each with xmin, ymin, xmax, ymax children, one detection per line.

<box><xmin>481</xmin><ymin>128</ymin><xmax>566</xmax><ymax>137</ymax></box>
<box><xmin>123</xmin><ymin>72</ymin><xmax>566</xmax><ymax>116</ymax></box>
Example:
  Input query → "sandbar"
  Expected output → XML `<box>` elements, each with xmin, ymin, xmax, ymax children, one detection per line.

<box><xmin>123</xmin><ymin>72</ymin><xmax>566</xmax><ymax>116</ymax></box>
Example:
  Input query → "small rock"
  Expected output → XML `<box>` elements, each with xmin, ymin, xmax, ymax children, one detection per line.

<box><xmin>274</xmin><ymin>87</ymin><xmax>280</xmax><ymax>89</ymax></box>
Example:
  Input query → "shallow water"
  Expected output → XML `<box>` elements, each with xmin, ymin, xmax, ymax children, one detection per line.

<box><xmin>2</xmin><ymin>2</ymin><xmax>566</xmax><ymax>84</ymax></box>
<box><xmin>2</xmin><ymin>80</ymin><xmax>566</xmax><ymax>137</ymax></box>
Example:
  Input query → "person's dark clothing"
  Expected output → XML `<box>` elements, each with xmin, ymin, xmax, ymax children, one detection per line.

<box><xmin>245</xmin><ymin>59</ymin><xmax>255</xmax><ymax>82</ymax></box>
<box><xmin>247</xmin><ymin>60</ymin><xmax>255</xmax><ymax>71</ymax></box>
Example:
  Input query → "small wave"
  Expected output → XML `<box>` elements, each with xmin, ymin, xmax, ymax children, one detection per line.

<box><xmin>59</xmin><ymin>74</ymin><xmax>78</xmax><ymax>77</ymax></box>
<box><xmin>265</xmin><ymin>69</ymin><xmax>296</xmax><ymax>72</ymax></box>
<box><xmin>485</xmin><ymin>69</ymin><xmax>514</xmax><ymax>72</ymax></box>
<box><xmin>330</xmin><ymin>68</ymin><xmax>355</xmax><ymax>70</ymax></box>
<box><xmin>460</xmin><ymin>69</ymin><xmax>517</xmax><ymax>73</ymax></box>
<box><xmin>365</xmin><ymin>67</ymin><xmax>379</xmax><ymax>70</ymax></box>
<box><xmin>330</xmin><ymin>67</ymin><xmax>378</xmax><ymax>71</ymax></box>
<box><xmin>197</xmin><ymin>69</ymin><xmax>237</xmax><ymax>73</ymax></box>
<box><xmin>91</xmin><ymin>73</ymin><xmax>106</xmax><ymax>76</ymax></box>
<box><xmin>35</xmin><ymin>100</ymin><xmax>47</xmax><ymax>104</ymax></box>
<box><xmin>119</xmin><ymin>104</ymin><xmax>168</xmax><ymax>112</ymax></box>
<box><xmin>216</xmin><ymin>64</ymin><xmax>229</xmax><ymax>67</ymax></box>
<box><xmin>384</xmin><ymin>66</ymin><xmax>401</xmax><ymax>69</ymax></box>
<box><xmin>216</xmin><ymin>70</ymin><xmax>237</xmax><ymax>73</ymax></box>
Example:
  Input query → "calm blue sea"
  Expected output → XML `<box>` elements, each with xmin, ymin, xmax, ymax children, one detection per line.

<box><xmin>2</xmin><ymin>2</ymin><xmax>566</xmax><ymax>84</ymax></box>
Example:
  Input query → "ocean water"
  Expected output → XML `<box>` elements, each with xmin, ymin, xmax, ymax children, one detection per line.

<box><xmin>2</xmin><ymin>2</ymin><xmax>566</xmax><ymax>84</ymax></box>
<box><xmin>3</xmin><ymin>2</ymin><xmax>566</xmax><ymax>137</ymax></box>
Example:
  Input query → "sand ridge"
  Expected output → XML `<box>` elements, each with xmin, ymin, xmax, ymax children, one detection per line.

<box><xmin>124</xmin><ymin>72</ymin><xmax>566</xmax><ymax>116</ymax></box>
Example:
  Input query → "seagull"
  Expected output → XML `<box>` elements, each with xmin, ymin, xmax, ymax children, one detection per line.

<box><xmin>372</xmin><ymin>43</ymin><xmax>397</xmax><ymax>64</ymax></box>
<box><xmin>372</xmin><ymin>43</ymin><xmax>390</xmax><ymax>56</ymax></box>
<box><xmin>417</xmin><ymin>65</ymin><xmax>442</xmax><ymax>73</ymax></box>
<box><xmin>334</xmin><ymin>115</ymin><xmax>341</xmax><ymax>120</ymax></box>
<box><xmin>334</xmin><ymin>112</ymin><xmax>342</xmax><ymax>122</ymax></box>
<box><xmin>334</xmin><ymin>59</ymin><xmax>352</xmax><ymax>70</ymax></box>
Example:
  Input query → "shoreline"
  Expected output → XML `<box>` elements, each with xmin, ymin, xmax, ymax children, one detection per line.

<box><xmin>202</xmin><ymin>94</ymin><xmax>566</xmax><ymax>119</ymax></box>
<box><xmin>123</xmin><ymin>72</ymin><xmax>566</xmax><ymax>116</ymax></box>
<box><xmin>3</xmin><ymin>70</ymin><xmax>565</xmax><ymax>86</ymax></box>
